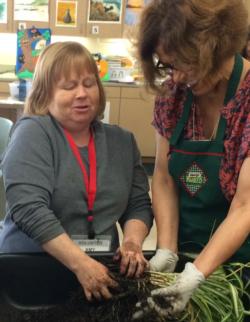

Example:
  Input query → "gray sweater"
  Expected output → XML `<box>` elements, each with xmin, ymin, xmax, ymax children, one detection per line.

<box><xmin>0</xmin><ymin>115</ymin><xmax>153</xmax><ymax>252</ymax></box>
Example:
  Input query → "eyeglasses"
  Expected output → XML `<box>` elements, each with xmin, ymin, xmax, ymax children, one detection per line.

<box><xmin>154</xmin><ymin>57</ymin><xmax>175</xmax><ymax>77</ymax></box>
<box><xmin>154</xmin><ymin>56</ymin><xmax>196</xmax><ymax>80</ymax></box>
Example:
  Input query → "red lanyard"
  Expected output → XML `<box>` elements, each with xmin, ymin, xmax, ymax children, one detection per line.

<box><xmin>64</xmin><ymin>128</ymin><xmax>97</xmax><ymax>239</ymax></box>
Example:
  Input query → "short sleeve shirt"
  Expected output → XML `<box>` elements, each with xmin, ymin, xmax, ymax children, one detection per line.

<box><xmin>153</xmin><ymin>71</ymin><xmax>250</xmax><ymax>201</ymax></box>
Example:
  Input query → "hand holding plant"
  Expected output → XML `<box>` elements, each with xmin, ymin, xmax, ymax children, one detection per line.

<box><xmin>148</xmin><ymin>262</ymin><xmax>205</xmax><ymax>318</ymax></box>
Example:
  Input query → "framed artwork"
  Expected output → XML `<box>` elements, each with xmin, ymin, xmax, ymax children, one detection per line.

<box><xmin>16</xmin><ymin>27</ymin><xmax>51</xmax><ymax>79</ymax></box>
<box><xmin>56</xmin><ymin>0</ymin><xmax>77</xmax><ymax>27</ymax></box>
<box><xmin>14</xmin><ymin>0</ymin><xmax>49</xmax><ymax>22</ymax></box>
<box><xmin>0</xmin><ymin>0</ymin><xmax>7</xmax><ymax>24</ymax></box>
<box><xmin>124</xmin><ymin>0</ymin><xmax>151</xmax><ymax>26</ymax></box>
<box><xmin>88</xmin><ymin>0</ymin><xmax>122</xmax><ymax>23</ymax></box>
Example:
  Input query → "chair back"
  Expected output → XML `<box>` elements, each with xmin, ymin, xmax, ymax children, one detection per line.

<box><xmin>0</xmin><ymin>117</ymin><xmax>13</xmax><ymax>157</ymax></box>
<box><xmin>0</xmin><ymin>117</ymin><xmax>13</xmax><ymax>221</ymax></box>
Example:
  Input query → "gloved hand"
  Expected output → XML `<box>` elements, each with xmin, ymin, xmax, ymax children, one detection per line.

<box><xmin>149</xmin><ymin>262</ymin><xmax>204</xmax><ymax>318</ymax></box>
<box><xmin>133</xmin><ymin>262</ymin><xmax>204</xmax><ymax>320</ymax></box>
<box><xmin>149</xmin><ymin>248</ymin><xmax>179</xmax><ymax>272</ymax></box>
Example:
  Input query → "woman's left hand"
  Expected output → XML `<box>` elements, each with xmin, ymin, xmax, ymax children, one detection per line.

<box><xmin>132</xmin><ymin>262</ymin><xmax>205</xmax><ymax>320</ymax></box>
<box><xmin>114</xmin><ymin>241</ymin><xmax>148</xmax><ymax>278</ymax></box>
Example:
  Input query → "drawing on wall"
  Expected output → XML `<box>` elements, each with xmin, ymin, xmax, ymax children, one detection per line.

<box><xmin>14</xmin><ymin>0</ymin><xmax>49</xmax><ymax>22</ymax></box>
<box><xmin>124</xmin><ymin>0</ymin><xmax>151</xmax><ymax>26</ymax></box>
<box><xmin>0</xmin><ymin>0</ymin><xmax>7</xmax><ymax>23</ymax></box>
<box><xmin>88</xmin><ymin>0</ymin><xmax>122</xmax><ymax>23</ymax></box>
<box><xmin>56</xmin><ymin>0</ymin><xmax>77</xmax><ymax>27</ymax></box>
<box><xmin>16</xmin><ymin>26</ymin><xmax>51</xmax><ymax>79</ymax></box>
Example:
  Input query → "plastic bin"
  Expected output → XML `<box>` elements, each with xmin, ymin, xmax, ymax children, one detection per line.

<box><xmin>8</xmin><ymin>80</ymin><xmax>32</xmax><ymax>101</ymax></box>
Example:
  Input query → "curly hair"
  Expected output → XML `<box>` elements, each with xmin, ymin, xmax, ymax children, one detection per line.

<box><xmin>137</xmin><ymin>0</ymin><xmax>248</xmax><ymax>92</ymax></box>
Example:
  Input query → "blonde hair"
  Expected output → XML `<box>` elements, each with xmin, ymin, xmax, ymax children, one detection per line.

<box><xmin>24</xmin><ymin>41</ymin><xmax>106</xmax><ymax>116</ymax></box>
<box><xmin>137</xmin><ymin>0</ymin><xmax>248</xmax><ymax>92</ymax></box>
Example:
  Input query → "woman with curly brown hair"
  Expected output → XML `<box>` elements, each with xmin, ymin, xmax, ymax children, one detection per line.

<box><xmin>134</xmin><ymin>0</ymin><xmax>250</xmax><ymax>319</ymax></box>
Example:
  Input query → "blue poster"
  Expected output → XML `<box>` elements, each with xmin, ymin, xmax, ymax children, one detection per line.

<box><xmin>16</xmin><ymin>26</ymin><xmax>51</xmax><ymax>79</ymax></box>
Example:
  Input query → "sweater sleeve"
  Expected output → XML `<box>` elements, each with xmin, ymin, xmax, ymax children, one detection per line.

<box><xmin>2</xmin><ymin>118</ymin><xmax>65</xmax><ymax>244</ymax></box>
<box><xmin>118</xmin><ymin>133</ymin><xmax>153</xmax><ymax>230</ymax></box>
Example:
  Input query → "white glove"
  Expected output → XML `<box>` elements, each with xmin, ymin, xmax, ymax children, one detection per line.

<box><xmin>147</xmin><ymin>262</ymin><xmax>205</xmax><ymax>318</ymax></box>
<box><xmin>149</xmin><ymin>248</ymin><xmax>179</xmax><ymax>273</ymax></box>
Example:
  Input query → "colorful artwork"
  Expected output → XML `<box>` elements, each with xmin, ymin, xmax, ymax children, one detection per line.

<box><xmin>14</xmin><ymin>0</ymin><xmax>49</xmax><ymax>22</ymax></box>
<box><xmin>56</xmin><ymin>0</ymin><xmax>77</xmax><ymax>27</ymax></box>
<box><xmin>124</xmin><ymin>0</ymin><xmax>151</xmax><ymax>26</ymax></box>
<box><xmin>88</xmin><ymin>0</ymin><xmax>122</xmax><ymax>23</ymax></box>
<box><xmin>0</xmin><ymin>0</ymin><xmax>7</xmax><ymax>23</ymax></box>
<box><xmin>16</xmin><ymin>27</ymin><xmax>51</xmax><ymax>79</ymax></box>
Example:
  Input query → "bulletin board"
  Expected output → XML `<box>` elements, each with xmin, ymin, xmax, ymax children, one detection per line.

<box><xmin>16</xmin><ymin>27</ymin><xmax>51</xmax><ymax>79</ymax></box>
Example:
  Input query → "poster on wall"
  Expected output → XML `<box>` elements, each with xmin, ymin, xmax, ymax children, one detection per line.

<box><xmin>14</xmin><ymin>0</ymin><xmax>49</xmax><ymax>22</ymax></box>
<box><xmin>0</xmin><ymin>0</ymin><xmax>7</xmax><ymax>24</ymax></box>
<box><xmin>16</xmin><ymin>27</ymin><xmax>51</xmax><ymax>79</ymax></box>
<box><xmin>56</xmin><ymin>0</ymin><xmax>77</xmax><ymax>27</ymax></box>
<box><xmin>124</xmin><ymin>0</ymin><xmax>151</xmax><ymax>26</ymax></box>
<box><xmin>88</xmin><ymin>0</ymin><xmax>122</xmax><ymax>23</ymax></box>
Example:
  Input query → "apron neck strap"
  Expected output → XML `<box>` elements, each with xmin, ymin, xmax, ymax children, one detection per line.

<box><xmin>216</xmin><ymin>53</ymin><xmax>243</xmax><ymax>141</ymax></box>
<box><xmin>170</xmin><ymin>54</ymin><xmax>243</xmax><ymax>145</ymax></box>
<box><xmin>170</xmin><ymin>90</ymin><xmax>193</xmax><ymax>145</ymax></box>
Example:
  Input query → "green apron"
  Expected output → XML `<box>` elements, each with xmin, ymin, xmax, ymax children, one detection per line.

<box><xmin>168</xmin><ymin>54</ymin><xmax>250</xmax><ymax>263</ymax></box>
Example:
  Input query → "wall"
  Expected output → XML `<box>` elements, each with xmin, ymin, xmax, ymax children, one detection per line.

<box><xmin>0</xmin><ymin>33</ymin><xmax>134</xmax><ymax>67</ymax></box>
<box><xmin>1</xmin><ymin>1</ymin><xmax>250</xmax><ymax>66</ymax></box>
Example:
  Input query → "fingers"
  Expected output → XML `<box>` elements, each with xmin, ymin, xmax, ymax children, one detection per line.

<box><xmin>132</xmin><ymin>299</ymin><xmax>152</xmax><ymax>320</ymax></box>
<box><xmin>132</xmin><ymin>303</ymin><xmax>150</xmax><ymax>320</ymax></box>
<box><xmin>147</xmin><ymin>296</ymin><xmax>171</xmax><ymax>317</ymax></box>
<box><xmin>135</xmin><ymin>259</ymin><xmax>148</xmax><ymax>278</ymax></box>
<box><xmin>132</xmin><ymin>296</ymin><xmax>174</xmax><ymax>320</ymax></box>
<box><xmin>80</xmin><ymin>265</ymin><xmax>118</xmax><ymax>302</ymax></box>
<box><xmin>119</xmin><ymin>251</ymin><xmax>148</xmax><ymax>277</ymax></box>
<box><xmin>120</xmin><ymin>254</ymin><xmax>147</xmax><ymax>277</ymax></box>
<box><xmin>113</xmin><ymin>247</ymin><xmax>121</xmax><ymax>262</ymax></box>
<box><xmin>151</xmin><ymin>285</ymin><xmax>175</xmax><ymax>297</ymax></box>
<box><xmin>84</xmin><ymin>276</ymin><xmax>118</xmax><ymax>301</ymax></box>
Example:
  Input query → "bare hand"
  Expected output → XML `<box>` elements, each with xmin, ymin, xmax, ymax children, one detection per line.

<box><xmin>114</xmin><ymin>241</ymin><xmax>148</xmax><ymax>278</ymax></box>
<box><xmin>75</xmin><ymin>255</ymin><xmax>118</xmax><ymax>301</ymax></box>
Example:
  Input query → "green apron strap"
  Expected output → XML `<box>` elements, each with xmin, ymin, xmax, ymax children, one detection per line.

<box><xmin>216</xmin><ymin>54</ymin><xmax>243</xmax><ymax>142</ymax></box>
<box><xmin>170</xmin><ymin>90</ymin><xmax>193</xmax><ymax>145</ymax></box>
<box><xmin>170</xmin><ymin>54</ymin><xmax>243</xmax><ymax>144</ymax></box>
<box><xmin>224</xmin><ymin>54</ymin><xmax>243</xmax><ymax>105</ymax></box>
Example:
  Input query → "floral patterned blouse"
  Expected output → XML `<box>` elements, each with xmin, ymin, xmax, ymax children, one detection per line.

<box><xmin>153</xmin><ymin>71</ymin><xmax>250</xmax><ymax>201</ymax></box>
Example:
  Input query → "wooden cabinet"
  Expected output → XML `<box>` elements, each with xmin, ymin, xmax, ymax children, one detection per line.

<box><xmin>104</xmin><ymin>85</ymin><xmax>156</xmax><ymax>157</ymax></box>
<box><xmin>0</xmin><ymin>0</ymin><xmax>13</xmax><ymax>32</ymax></box>
<box><xmin>119</xmin><ymin>87</ymin><xmax>155</xmax><ymax>157</ymax></box>
<box><xmin>105</xmin><ymin>86</ymin><xmax>120</xmax><ymax>125</ymax></box>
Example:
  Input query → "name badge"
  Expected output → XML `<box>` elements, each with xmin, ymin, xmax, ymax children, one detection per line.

<box><xmin>71</xmin><ymin>235</ymin><xmax>111</xmax><ymax>252</ymax></box>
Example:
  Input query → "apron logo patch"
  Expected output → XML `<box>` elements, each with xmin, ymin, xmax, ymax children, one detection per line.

<box><xmin>180</xmin><ymin>162</ymin><xmax>207</xmax><ymax>196</ymax></box>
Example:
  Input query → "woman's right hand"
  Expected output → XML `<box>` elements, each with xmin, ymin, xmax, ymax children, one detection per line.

<box><xmin>42</xmin><ymin>234</ymin><xmax>118</xmax><ymax>302</ymax></box>
<box><xmin>74</xmin><ymin>255</ymin><xmax>118</xmax><ymax>301</ymax></box>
